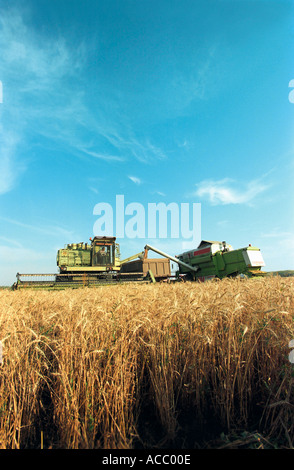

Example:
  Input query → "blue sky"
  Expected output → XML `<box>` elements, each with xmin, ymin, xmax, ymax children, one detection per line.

<box><xmin>0</xmin><ymin>0</ymin><xmax>294</xmax><ymax>285</ymax></box>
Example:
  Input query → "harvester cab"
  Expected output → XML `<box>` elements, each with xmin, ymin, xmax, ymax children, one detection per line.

<box><xmin>90</xmin><ymin>236</ymin><xmax>119</xmax><ymax>268</ymax></box>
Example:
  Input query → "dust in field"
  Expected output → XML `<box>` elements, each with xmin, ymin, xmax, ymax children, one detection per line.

<box><xmin>0</xmin><ymin>276</ymin><xmax>294</xmax><ymax>449</ymax></box>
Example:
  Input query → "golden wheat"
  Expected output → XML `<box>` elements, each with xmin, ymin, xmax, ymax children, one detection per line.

<box><xmin>0</xmin><ymin>276</ymin><xmax>293</xmax><ymax>448</ymax></box>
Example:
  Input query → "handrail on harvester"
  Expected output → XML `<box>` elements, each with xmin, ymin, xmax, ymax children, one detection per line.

<box><xmin>144</xmin><ymin>244</ymin><xmax>199</xmax><ymax>272</ymax></box>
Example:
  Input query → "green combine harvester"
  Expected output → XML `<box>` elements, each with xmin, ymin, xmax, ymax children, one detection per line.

<box><xmin>144</xmin><ymin>240</ymin><xmax>266</xmax><ymax>281</ymax></box>
<box><xmin>13</xmin><ymin>237</ymin><xmax>266</xmax><ymax>289</ymax></box>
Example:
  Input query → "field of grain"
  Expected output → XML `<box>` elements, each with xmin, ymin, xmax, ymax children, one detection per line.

<box><xmin>0</xmin><ymin>276</ymin><xmax>294</xmax><ymax>449</ymax></box>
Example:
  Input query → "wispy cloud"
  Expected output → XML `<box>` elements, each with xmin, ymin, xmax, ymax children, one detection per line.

<box><xmin>88</xmin><ymin>125</ymin><xmax>167</xmax><ymax>164</ymax></box>
<box><xmin>89</xmin><ymin>187</ymin><xmax>99</xmax><ymax>195</ymax></box>
<box><xmin>0</xmin><ymin>9</ymin><xmax>81</xmax><ymax>194</ymax></box>
<box><xmin>79</xmin><ymin>147</ymin><xmax>125</xmax><ymax>162</ymax></box>
<box><xmin>0</xmin><ymin>216</ymin><xmax>74</xmax><ymax>238</ymax></box>
<box><xmin>260</xmin><ymin>229</ymin><xmax>294</xmax><ymax>240</ymax></box>
<box><xmin>194</xmin><ymin>177</ymin><xmax>269</xmax><ymax>205</ymax></box>
<box><xmin>153</xmin><ymin>190</ymin><xmax>166</xmax><ymax>197</ymax></box>
<box><xmin>0</xmin><ymin>8</ymin><xmax>166</xmax><ymax>195</ymax></box>
<box><xmin>128</xmin><ymin>176</ymin><xmax>142</xmax><ymax>185</ymax></box>
<box><xmin>177</xmin><ymin>139</ymin><xmax>190</xmax><ymax>149</ymax></box>
<box><xmin>0</xmin><ymin>236</ymin><xmax>23</xmax><ymax>248</ymax></box>
<box><xmin>170</xmin><ymin>45</ymin><xmax>218</xmax><ymax>111</ymax></box>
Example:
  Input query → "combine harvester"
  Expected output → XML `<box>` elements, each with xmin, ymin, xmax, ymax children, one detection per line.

<box><xmin>145</xmin><ymin>240</ymin><xmax>266</xmax><ymax>282</ymax></box>
<box><xmin>13</xmin><ymin>236</ymin><xmax>170</xmax><ymax>290</ymax></box>
<box><xmin>13</xmin><ymin>237</ymin><xmax>266</xmax><ymax>290</ymax></box>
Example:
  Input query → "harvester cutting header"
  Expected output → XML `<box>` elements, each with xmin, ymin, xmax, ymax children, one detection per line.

<box><xmin>13</xmin><ymin>236</ymin><xmax>265</xmax><ymax>290</ymax></box>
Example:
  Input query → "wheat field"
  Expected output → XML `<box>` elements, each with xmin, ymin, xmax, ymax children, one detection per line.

<box><xmin>0</xmin><ymin>276</ymin><xmax>294</xmax><ymax>449</ymax></box>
